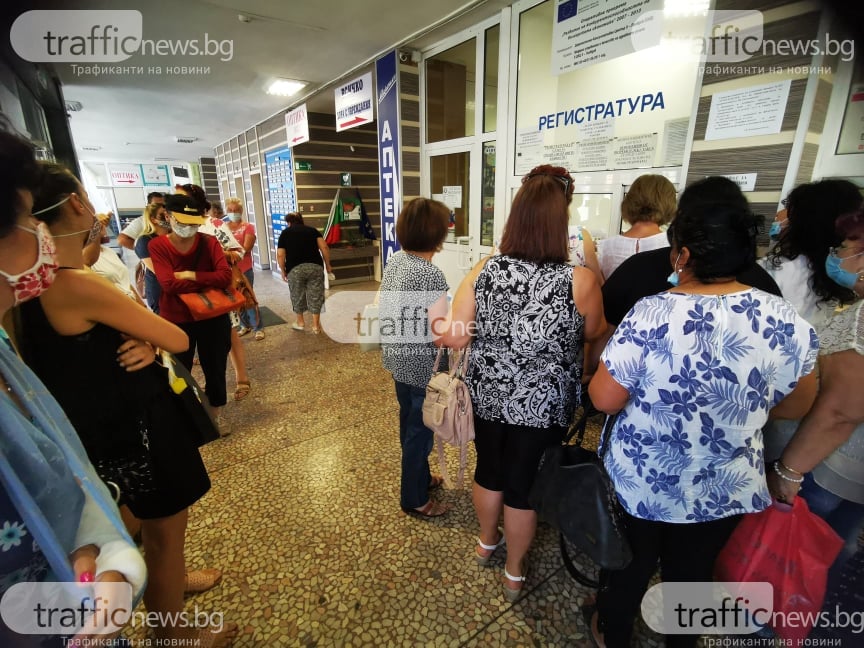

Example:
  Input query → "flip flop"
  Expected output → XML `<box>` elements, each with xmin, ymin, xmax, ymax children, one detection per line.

<box><xmin>233</xmin><ymin>381</ymin><xmax>251</xmax><ymax>401</ymax></box>
<box><xmin>401</xmin><ymin>500</ymin><xmax>450</xmax><ymax>518</ymax></box>
<box><xmin>184</xmin><ymin>568</ymin><xmax>222</xmax><ymax>594</ymax></box>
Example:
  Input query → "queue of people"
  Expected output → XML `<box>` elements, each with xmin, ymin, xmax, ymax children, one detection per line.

<box><xmin>379</xmin><ymin>167</ymin><xmax>862</xmax><ymax>647</ymax></box>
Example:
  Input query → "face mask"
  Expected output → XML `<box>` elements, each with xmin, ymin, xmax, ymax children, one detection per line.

<box><xmin>667</xmin><ymin>252</ymin><xmax>682</xmax><ymax>287</ymax></box>
<box><xmin>769</xmin><ymin>218</ymin><xmax>787</xmax><ymax>239</ymax></box>
<box><xmin>0</xmin><ymin>222</ymin><xmax>59</xmax><ymax>305</ymax></box>
<box><xmin>171</xmin><ymin>218</ymin><xmax>199</xmax><ymax>239</ymax></box>
<box><xmin>35</xmin><ymin>194</ymin><xmax>102</xmax><ymax>247</ymax></box>
<box><xmin>825</xmin><ymin>250</ymin><xmax>864</xmax><ymax>289</ymax></box>
<box><xmin>228</xmin><ymin>212</ymin><xmax>242</xmax><ymax>223</ymax></box>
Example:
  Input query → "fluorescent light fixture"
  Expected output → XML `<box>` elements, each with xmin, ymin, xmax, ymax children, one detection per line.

<box><xmin>266</xmin><ymin>79</ymin><xmax>307</xmax><ymax>96</ymax></box>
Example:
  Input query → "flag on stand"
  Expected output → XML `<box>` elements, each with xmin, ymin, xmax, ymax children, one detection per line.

<box><xmin>324</xmin><ymin>192</ymin><xmax>344</xmax><ymax>245</ymax></box>
<box><xmin>324</xmin><ymin>189</ymin><xmax>377</xmax><ymax>243</ymax></box>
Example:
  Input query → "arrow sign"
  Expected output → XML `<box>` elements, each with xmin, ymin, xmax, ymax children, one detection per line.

<box><xmin>285</xmin><ymin>103</ymin><xmax>310</xmax><ymax>147</ymax></box>
<box><xmin>335</xmin><ymin>73</ymin><xmax>374</xmax><ymax>133</ymax></box>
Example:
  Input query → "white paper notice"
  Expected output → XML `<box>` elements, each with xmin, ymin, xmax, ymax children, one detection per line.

<box><xmin>612</xmin><ymin>134</ymin><xmax>658</xmax><ymax>169</ymax></box>
<box><xmin>515</xmin><ymin>130</ymin><xmax>545</xmax><ymax>175</ymax></box>
<box><xmin>576</xmin><ymin>138</ymin><xmax>613</xmax><ymax>171</ymax></box>
<box><xmin>442</xmin><ymin>186</ymin><xmax>462</xmax><ymax>210</ymax></box>
<box><xmin>722</xmin><ymin>173</ymin><xmax>757</xmax><ymax>192</ymax></box>
<box><xmin>551</xmin><ymin>0</ymin><xmax>663</xmax><ymax>75</ymax></box>
<box><xmin>661</xmin><ymin>118</ymin><xmax>690</xmax><ymax>166</ymax></box>
<box><xmin>837</xmin><ymin>83</ymin><xmax>864</xmax><ymax>154</ymax></box>
<box><xmin>705</xmin><ymin>80</ymin><xmax>792</xmax><ymax>141</ymax></box>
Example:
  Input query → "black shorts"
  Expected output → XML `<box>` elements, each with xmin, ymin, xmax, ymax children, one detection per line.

<box><xmin>472</xmin><ymin>416</ymin><xmax>565</xmax><ymax>510</ymax></box>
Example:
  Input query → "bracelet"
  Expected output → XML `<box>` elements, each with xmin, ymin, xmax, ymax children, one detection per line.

<box><xmin>779</xmin><ymin>459</ymin><xmax>803</xmax><ymax>476</ymax></box>
<box><xmin>772</xmin><ymin>460</ymin><xmax>804</xmax><ymax>484</ymax></box>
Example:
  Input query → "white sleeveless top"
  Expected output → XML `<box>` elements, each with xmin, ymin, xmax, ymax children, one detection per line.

<box><xmin>598</xmin><ymin>232</ymin><xmax>669</xmax><ymax>279</ymax></box>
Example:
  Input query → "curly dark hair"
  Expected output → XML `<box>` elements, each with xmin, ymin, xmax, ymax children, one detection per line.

<box><xmin>177</xmin><ymin>183</ymin><xmax>211</xmax><ymax>212</ymax></box>
<box><xmin>0</xmin><ymin>118</ymin><xmax>41</xmax><ymax>237</ymax></box>
<box><xmin>667</xmin><ymin>176</ymin><xmax>758</xmax><ymax>282</ymax></box>
<box><xmin>768</xmin><ymin>179</ymin><xmax>862</xmax><ymax>305</ymax></box>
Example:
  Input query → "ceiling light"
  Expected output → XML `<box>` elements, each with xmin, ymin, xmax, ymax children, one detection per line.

<box><xmin>81</xmin><ymin>145</ymin><xmax>101</xmax><ymax>151</ymax></box>
<box><xmin>175</xmin><ymin>136</ymin><xmax>199</xmax><ymax>144</ymax></box>
<box><xmin>65</xmin><ymin>100</ymin><xmax>83</xmax><ymax>112</ymax></box>
<box><xmin>266</xmin><ymin>79</ymin><xmax>307</xmax><ymax>97</ymax></box>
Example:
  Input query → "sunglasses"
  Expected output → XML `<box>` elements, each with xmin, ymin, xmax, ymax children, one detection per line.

<box><xmin>527</xmin><ymin>173</ymin><xmax>571</xmax><ymax>193</ymax></box>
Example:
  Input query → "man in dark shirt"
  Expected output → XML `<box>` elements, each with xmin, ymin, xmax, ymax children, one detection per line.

<box><xmin>602</xmin><ymin>247</ymin><xmax>782</xmax><ymax>326</ymax></box>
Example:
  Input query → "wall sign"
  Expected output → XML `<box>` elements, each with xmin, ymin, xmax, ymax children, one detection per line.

<box><xmin>705</xmin><ymin>80</ymin><xmax>792</xmax><ymax>141</ymax></box>
<box><xmin>108</xmin><ymin>164</ymin><xmax>142</xmax><ymax>187</ymax></box>
<box><xmin>722</xmin><ymin>173</ymin><xmax>757</xmax><ymax>192</ymax></box>
<box><xmin>335</xmin><ymin>72</ymin><xmax>374</xmax><ymax>132</ymax></box>
<box><xmin>285</xmin><ymin>104</ymin><xmax>310</xmax><ymax>147</ymax></box>
<box><xmin>376</xmin><ymin>51</ymin><xmax>401</xmax><ymax>266</ymax></box>
<box><xmin>340</xmin><ymin>173</ymin><xmax>352</xmax><ymax>187</ymax></box>
<box><xmin>264</xmin><ymin>146</ymin><xmax>297</xmax><ymax>250</ymax></box>
<box><xmin>141</xmin><ymin>164</ymin><xmax>169</xmax><ymax>186</ymax></box>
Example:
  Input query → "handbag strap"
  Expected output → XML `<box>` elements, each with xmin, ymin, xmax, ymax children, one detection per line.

<box><xmin>432</xmin><ymin>346</ymin><xmax>444</xmax><ymax>372</ymax></box>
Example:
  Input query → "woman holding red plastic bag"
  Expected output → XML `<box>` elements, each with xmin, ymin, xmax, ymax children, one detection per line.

<box><xmin>768</xmin><ymin>208</ymin><xmax>864</xmax><ymax>593</ymax></box>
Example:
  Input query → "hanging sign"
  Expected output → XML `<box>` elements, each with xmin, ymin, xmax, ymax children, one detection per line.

<box><xmin>376</xmin><ymin>51</ymin><xmax>401</xmax><ymax>265</ymax></box>
<box><xmin>335</xmin><ymin>72</ymin><xmax>374</xmax><ymax>132</ymax></box>
<box><xmin>285</xmin><ymin>104</ymin><xmax>310</xmax><ymax>147</ymax></box>
<box><xmin>108</xmin><ymin>164</ymin><xmax>142</xmax><ymax>187</ymax></box>
<box><xmin>141</xmin><ymin>164</ymin><xmax>170</xmax><ymax>186</ymax></box>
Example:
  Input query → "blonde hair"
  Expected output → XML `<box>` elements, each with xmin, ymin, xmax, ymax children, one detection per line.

<box><xmin>621</xmin><ymin>174</ymin><xmax>677</xmax><ymax>226</ymax></box>
<box><xmin>225</xmin><ymin>197</ymin><xmax>243</xmax><ymax>214</ymax></box>
<box><xmin>140</xmin><ymin>203</ymin><xmax>167</xmax><ymax>236</ymax></box>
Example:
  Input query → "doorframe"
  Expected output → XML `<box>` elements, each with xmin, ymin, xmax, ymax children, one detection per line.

<box><xmin>250</xmin><ymin>172</ymin><xmax>271</xmax><ymax>269</ymax></box>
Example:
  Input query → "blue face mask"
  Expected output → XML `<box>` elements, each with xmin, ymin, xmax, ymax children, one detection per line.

<box><xmin>667</xmin><ymin>252</ymin><xmax>682</xmax><ymax>286</ymax></box>
<box><xmin>769</xmin><ymin>219</ymin><xmax>786</xmax><ymax>238</ymax></box>
<box><xmin>825</xmin><ymin>250</ymin><xmax>864</xmax><ymax>289</ymax></box>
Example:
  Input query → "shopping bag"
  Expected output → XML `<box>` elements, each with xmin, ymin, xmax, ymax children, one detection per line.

<box><xmin>714</xmin><ymin>497</ymin><xmax>843</xmax><ymax>642</ymax></box>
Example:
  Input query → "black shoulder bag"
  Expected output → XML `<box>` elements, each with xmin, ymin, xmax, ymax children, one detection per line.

<box><xmin>529</xmin><ymin>398</ymin><xmax>632</xmax><ymax>578</ymax></box>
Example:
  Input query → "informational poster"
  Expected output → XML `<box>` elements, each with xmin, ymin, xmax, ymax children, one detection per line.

<box><xmin>546</xmin><ymin>142</ymin><xmax>578</xmax><ymax>170</ymax></box>
<box><xmin>551</xmin><ymin>0</ymin><xmax>663</xmax><ymax>75</ymax></box>
<box><xmin>141</xmin><ymin>164</ymin><xmax>169</xmax><ymax>186</ymax></box>
<box><xmin>515</xmin><ymin>130</ymin><xmax>544</xmax><ymax>175</ymax></box>
<box><xmin>335</xmin><ymin>72</ymin><xmax>374</xmax><ymax>132</ymax></box>
<box><xmin>264</xmin><ymin>146</ymin><xmax>297</xmax><ymax>250</ymax></box>
<box><xmin>376</xmin><ymin>51</ymin><xmax>401</xmax><ymax>265</ymax></box>
<box><xmin>705</xmin><ymin>80</ymin><xmax>792</xmax><ymax>141</ymax></box>
<box><xmin>576</xmin><ymin>138</ymin><xmax>613</xmax><ymax>171</ymax></box>
<box><xmin>661</xmin><ymin>117</ymin><xmax>690</xmax><ymax>166</ymax></box>
<box><xmin>612</xmin><ymin>133</ymin><xmax>658</xmax><ymax>169</ymax></box>
<box><xmin>108</xmin><ymin>164</ymin><xmax>142</xmax><ymax>187</ymax></box>
<box><xmin>836</xmin><ymin>82</ymin><xmax>864</xmax><ymax>154</ymax></box>
<box><xmin>285</xmin><ymin>104</ymin><xmax>310</xmax><ymax>147</ymax></box>
<box><xmin>442</xmin><ymin>186</ymin><xmax>462</xmax><ymax>210</ymax></box>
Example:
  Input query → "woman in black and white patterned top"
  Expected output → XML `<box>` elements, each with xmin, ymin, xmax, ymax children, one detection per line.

<box><xmin>444</xmin><ymin>165</ymin><xmax>606</xmax><ymax>601</ymax></box>
<box><xmin>380</xmin><ymin>198</ymin><xmax>451</xmax><ymax>518</ymax></box>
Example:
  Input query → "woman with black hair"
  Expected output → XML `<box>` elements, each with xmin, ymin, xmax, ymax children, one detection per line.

<box><xmin>762</xmin><ymin>179</ymin><xmax>862</xmax><ymax>328</ymax></box>
<box><xmin>586</xmin><ymin>176</ymin><xmax>820</xmax><ymax>648</ymax></box>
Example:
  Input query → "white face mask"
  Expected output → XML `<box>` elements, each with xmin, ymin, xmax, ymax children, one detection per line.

<box><xmin>228</xmin><ymin>212</ymin><xmax>242</xmax><ymax>223</ymax></box>
<box><xmin>32</xmin><ymin>194</ymin><xmax>102</xmax><ymax>247</ymax></box>
<box><xmin>170</xmin><ymin>217</ymin><xmax>199</xmax><ymax>239</ymax></box>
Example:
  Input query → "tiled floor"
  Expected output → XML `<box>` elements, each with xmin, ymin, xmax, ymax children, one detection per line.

<box><xmin>133</xmin><ymin>271</ymin><xmax>661</xmax><ymax>647</ymax></box>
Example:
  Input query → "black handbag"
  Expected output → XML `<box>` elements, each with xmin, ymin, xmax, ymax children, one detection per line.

<box><xmin>529</xmin><ymin>399</ymin><xmax>632</xmax><ymax>571</ymax></box>
<box><xmin>159</xmin><ymin>351</ymin><xmax>220</xmax><ymax>447</ymax></box>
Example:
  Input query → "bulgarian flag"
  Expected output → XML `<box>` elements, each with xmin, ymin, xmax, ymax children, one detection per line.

<box><xmin>324</xmin><ymin>189</ymin><xmax>376</xmax><ymax>243</ymax></box>
<box><xmin>324</xmin><ymin>192</ymin><xmax>343</xmax><ymax>244</ymax></box>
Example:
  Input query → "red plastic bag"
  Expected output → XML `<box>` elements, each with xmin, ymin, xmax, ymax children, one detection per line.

<box><xmin>715</xmin><ymin>498</ymin><xmax>843</xmax><ymax>642</ymax></box>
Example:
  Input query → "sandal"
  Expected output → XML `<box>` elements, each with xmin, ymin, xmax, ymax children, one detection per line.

<box><xmin>184</xmin><ymin>568</ymin><xmax>222</xmax><ymax>594</ymax></box>
<box><xmin>429</xmin><ymin>474</ymin><xmax>444</xmax><ymax>490</ymax></box>
<box><xmin>233</xmin><ymin>381</ymin><xmax>251</xmax><ymax>401</ymax></box>
<box><xmin>401</xmin><ymin>500</ymin><xmax>450</xmax><ymax>518</ymax></box>
<box><xmin>237</xmin><ymin>327</ymin><xmax>251</xmax><ymax>337</ymax></box>
<box><xmin>311</xmin><ymin>326</ymin><xmax>321</xmax><ymax>335</ymax></box>
<box><xmin>503</xmin><ymin>565</ymin><xmax>527</xmax><ymax>602</ymax></box>
<box><xmin>254</xmin><ymin>330</ymin><xmax>265</xmax><ymax>340</ymax></box>
<box><xmin>195</xmin><ymin>622</ymin><xmax>239</xmax><ymax>648</ymax></box>
<box><xmin>475</xmin><ymin>527</ymin><xmax>505</xmax><ymax>566</ymax></box>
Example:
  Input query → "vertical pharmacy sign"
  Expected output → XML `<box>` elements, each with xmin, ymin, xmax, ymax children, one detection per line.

<box><xmin>285</xmin><ymin>104</ymin><xmax>310</xmax><ymax>147</ymax></box>
<box><xmin>376</xmin><ymin>51</ymin><xmax>401</xmax><ymax>265</ymax></box>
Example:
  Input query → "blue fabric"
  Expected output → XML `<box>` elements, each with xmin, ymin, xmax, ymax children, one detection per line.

<box><xmin>602</xmin><ymin>289</ymin><xmax>818</xmax><ymax>523</ymax></box>
<box><xmin>394</xmin><ymin>381</ymin><xmax>433</xmax><ymax>510</ymax></box>
<box><xmin>0</xmin><ymin>343</ymin><xmax>135</xmax><ymax>590</ymax></box>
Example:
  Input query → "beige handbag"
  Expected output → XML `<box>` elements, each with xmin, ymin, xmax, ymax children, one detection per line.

<box><xmin>422</xmin><ymin>347</ymin><xmax>474</xmax><ymax>487</ymax></box>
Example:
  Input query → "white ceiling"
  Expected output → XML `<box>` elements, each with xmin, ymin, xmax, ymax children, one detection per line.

<box><xmin>29</xmin><ymin>0</ymin><xmax>512</xmax><ymax>163</ymax></box>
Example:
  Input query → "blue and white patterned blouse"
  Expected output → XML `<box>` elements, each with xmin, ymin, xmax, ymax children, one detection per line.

<box><xmin>601</xmin><ymin>289</ymin><xmax>818</xmax><ymax>523</ymax></box>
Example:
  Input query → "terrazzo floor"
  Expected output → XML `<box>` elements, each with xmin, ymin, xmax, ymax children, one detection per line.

<box><xmin>127</xmin><ymin>271</ymin><xmax>668</xmax><ymax>648</ymax></box>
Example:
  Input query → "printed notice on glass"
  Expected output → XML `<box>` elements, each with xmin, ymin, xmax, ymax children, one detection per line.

<box><xmin>442</xmin><ymin>186</ymin><xmax>462</xmax><ymax>210</ymax></box>
<box><xmin>515</xmin><ymin>130</ymin><xmax>545</xmax><ymax>175</ymax></box>
<box><xmin>545</xmin><ymin>142</ymin><xmax>578</xmax><ymax>170</ymax></box>
<box><xmin>577</xmin><ymin>118</ymin><xmax>614</xmax><ymax>140</ymax></box>
<box><xmin>612</xmin><ymin>133</ymin><xmax>658</xmax><ymax>169</ymax></box>
<box><xmin>551</xmin><ymin>0</ymin><xmax>663</xmax><ymax>75</ymax></box>
<box><xmin>836</xmin><ymin>82</ymin><xmax>864</xmax><ymax>154</ymax></box>
<box><xmin>661</xmin><ymin>118</ymin><xmax>689</xmax><ymax>166</ymax></box>
<box><xmin>576</xmin><ymin>138</ymin><xmax>613</xmax><ymax>171</ymax></box>
<box><xmin>705</xmin><ymin>80</ymin><xmax>792</xmax><ymax>141</ymax></box>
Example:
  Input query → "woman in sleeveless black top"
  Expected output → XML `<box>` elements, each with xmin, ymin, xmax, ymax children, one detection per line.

<box><xmin>18</xmin><ymin>164</ymin><xmax>237</xmax><ymax>646</ymax></box>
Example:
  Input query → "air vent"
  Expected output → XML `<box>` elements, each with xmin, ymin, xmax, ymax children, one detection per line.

<box><xmin>175</xmin><ymin>136</ymin><xmax>198</xmax><ymax>144</ymax></box>
<box><xmin>65</xmin><ymin>100</ymin><xmax>83</xmax><ymax>112</ymax></box>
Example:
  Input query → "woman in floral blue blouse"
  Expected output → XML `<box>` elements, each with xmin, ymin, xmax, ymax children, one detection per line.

<box><xmin>587</xmin><ymin>177</ymin><xmax>819</xmax><ymax>648</ymax></box>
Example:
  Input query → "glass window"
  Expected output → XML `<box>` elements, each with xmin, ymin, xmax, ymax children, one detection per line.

<box><xmin>836</xmin><ymin>60</ymin><xmax>864</xmax><ymax>155</ymax></box>
<box><xmin>483</xmin><ymin>25</ymin><xmax>499</xmax><ymax>133</ymax></box>
<box><xmin>430</xmin><ymin>152</ymin><xmax>470</xmax><ymax>238</ymax></box>
<box><xmin>569</xmin><ymin>192</ymin><xmax>613</xmax><ymax>241</ymax></box>
<box><xmin>426</xmin><ymin>39</ymin><xmax>476</xmax><ymax>143</ymax></box>
<box><xmin>481</xmin><ymin>141</ymin><xmax>496</xmax><ymax>246</ymax></box>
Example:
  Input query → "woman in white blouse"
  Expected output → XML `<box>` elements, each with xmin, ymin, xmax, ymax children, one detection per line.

<box><xmin>598</xmin><ymin>174</ymin><xmax>677</xmax><ymax>280</ymax></box>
